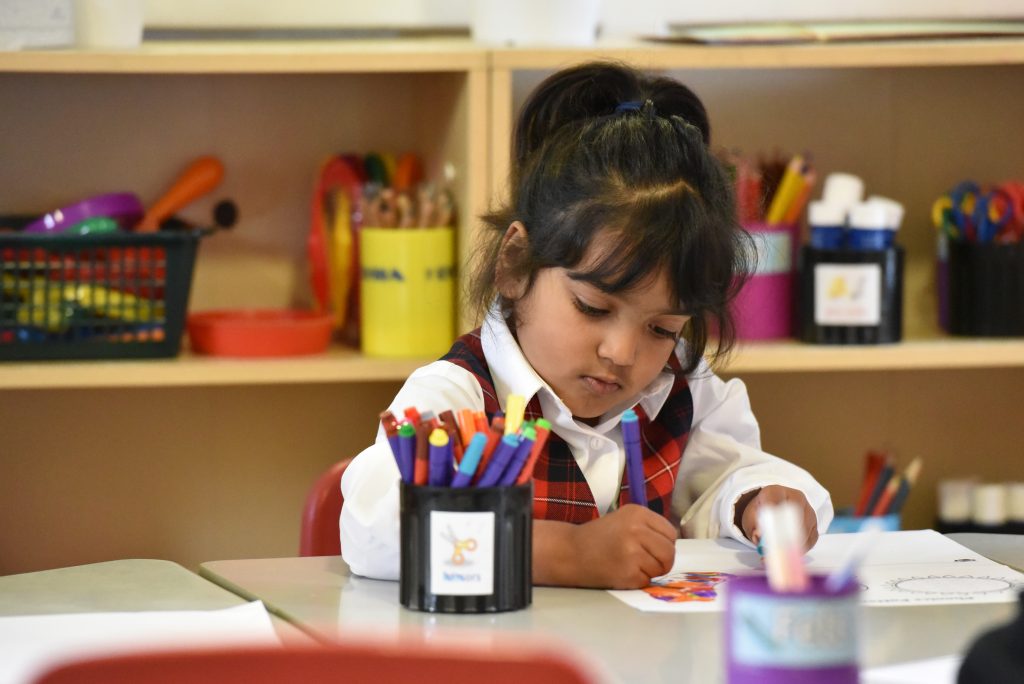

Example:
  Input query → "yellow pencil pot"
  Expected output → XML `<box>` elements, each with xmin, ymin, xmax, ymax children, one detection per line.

<box><xmin>359</xmin><ymin>227</ymin><xmax>455</xmax><ymax>358</ymax></box>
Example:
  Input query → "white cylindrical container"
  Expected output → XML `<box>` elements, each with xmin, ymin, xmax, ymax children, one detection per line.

<box><xmin>972</xmin><ymin>483</ymin><xmax>1008</xmax><ymax>527</ymax></box>
<box><xmin>74</xmin><ymin>0</ymin><xmax>144</xmax><ymax>49</ymax></box>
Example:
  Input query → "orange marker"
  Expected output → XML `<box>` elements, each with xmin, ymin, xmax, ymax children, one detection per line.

<box><xmin>516</xmin><ymin>417</ymin><xmax>552</xmax><ymax>485</ymax></box>
<box><xmin>403</xmin><ymin>406</ymin><xmax>422</xmax><ymax>427</ymax></box>
<box><xmin>458</xmin><ymin>409</ymin><xmax>477</xmax><ymax>447</ymax></box>
<box><xmin>413</xmin><ymin>424</ymin><xmax>430</xmax><ymax>485</ymax></box>
<box><xmin>474</xmin><ymin>425</ymin><xmax>504</xmax><ymax>484</ymax></box>
<box><xmin>473</xmin><ymin>411</ymin><xmax>489</xmax><ymax>434</ymax></box>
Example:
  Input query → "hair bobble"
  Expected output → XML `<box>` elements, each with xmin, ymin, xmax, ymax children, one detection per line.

<box><xmin>614</xmin><ymin>99</ymin><xmax>657</xmax><ymax>115</ymax></box>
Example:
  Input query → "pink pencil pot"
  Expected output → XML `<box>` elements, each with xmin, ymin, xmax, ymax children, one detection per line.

<box><xmin>733</xmin><ymin>222</ymin><xmax>797</xmax><ymax>340</ymax></box>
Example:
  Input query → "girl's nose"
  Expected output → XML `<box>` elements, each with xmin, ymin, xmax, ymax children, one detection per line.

<box><xmin>598</xmin><ymin>325</ymin><xmax>638</xmax><ymax>367</ymax></box>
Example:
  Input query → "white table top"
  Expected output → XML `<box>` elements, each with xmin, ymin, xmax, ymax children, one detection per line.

<box><xmin>199</xmin><ymin>534</ymin><xmax>1024</xmax><ymax>684</ymax></box>
<box><xmin>0</xmin><ymin>558</ymin><xmax>309</xmax><ymax>643</ymax></box>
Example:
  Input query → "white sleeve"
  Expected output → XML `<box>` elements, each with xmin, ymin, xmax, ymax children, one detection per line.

<box><xmin>673</xmin><ymin>358</ymin><xmax>834</xmax><ymax>546</ymax></box>
<box><xmin>339</xmin><ymin>361</ymin><xmax>484</xmax><ymax>580</ymax></box>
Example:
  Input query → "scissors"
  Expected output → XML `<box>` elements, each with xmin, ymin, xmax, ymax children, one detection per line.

<box><xmin>932</xmin><ymin>180</ymin><xmax>1022</xmax><ymax>243</ymax></box>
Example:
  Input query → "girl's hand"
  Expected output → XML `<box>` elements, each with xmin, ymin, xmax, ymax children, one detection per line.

<box><xmin>533</xmin><ymin>505</ymin><xmax>677</xmax><ymax>589</ymax></box>
<box><xmin>738</xmin><ymin>485</ymin><xmax>819</xmax><ymax>551</ymax></box>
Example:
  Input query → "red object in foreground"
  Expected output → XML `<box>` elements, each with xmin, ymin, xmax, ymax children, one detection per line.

<box><xmin>187</xmin><ymin>309</ymin><xmax>333</xmax><ymax>357</ymax></box>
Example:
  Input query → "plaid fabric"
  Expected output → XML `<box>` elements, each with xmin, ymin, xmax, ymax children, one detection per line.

<box><xmin>442</xmin><ymin>330</ymin><xmax>692</xmax><ymax>524</ymax></box>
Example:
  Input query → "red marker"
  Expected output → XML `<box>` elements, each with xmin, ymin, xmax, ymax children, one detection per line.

<box><xmin>516</xmin><ymin>417</ymin><xmax>552</xmax><ymax>485</ymax></box>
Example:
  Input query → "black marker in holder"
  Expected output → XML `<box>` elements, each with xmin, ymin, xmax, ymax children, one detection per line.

<box><xmin>399</xmin><ymin>482</ymin><xmax>532</xmax><ymax>613</ymax></box>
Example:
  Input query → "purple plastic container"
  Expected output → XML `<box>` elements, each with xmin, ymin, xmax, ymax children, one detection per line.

<box><xmin>725</xmin><ymin>574</ymin><xmax>859</xmax><ymax>684</ymax></box>
<box><xmin>24</xmin><ymin>193</ymin><xmax>144</xmax><ymax>234</ymax></box>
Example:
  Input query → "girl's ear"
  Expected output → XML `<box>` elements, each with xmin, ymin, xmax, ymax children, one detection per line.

<box><xmin>495</xmin><ymin>221</ymin><xmax>530</xmax><ymax>301</ymax></box>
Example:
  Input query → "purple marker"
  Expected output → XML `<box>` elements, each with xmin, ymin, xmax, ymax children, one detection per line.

<box><xmin>397</xmin><ymin>423</ymin><xmax>416</xmax><ymax>483</ymax></box>
<box><xmin>476</xmin><ymin>434</ymin><xmax>520</xmax><ymax>487</ymax></box>
<box><xmin>622</xmin><ymin>409</ymin><xmax>647</xmax><ymax>507</ymax></box>
<box><xmin>499</xmin><ymin>426</ymin><xmax>536</xmax><ymax>486</ymax></box>
<box><xmin>427</xmin><ymin>429</ymin><xmax>452</xmax><ymax>486</ymax></box>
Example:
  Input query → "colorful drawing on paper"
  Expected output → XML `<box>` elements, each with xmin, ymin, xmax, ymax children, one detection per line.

<box><xmin>642</xmin><ymin>571</ymin><xmax>734</xmax><ymax>603</ymax></box>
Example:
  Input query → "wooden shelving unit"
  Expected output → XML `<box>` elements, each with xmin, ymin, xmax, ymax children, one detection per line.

<box><xmin>3</xmin><ymin>37</ymin><xmax>1023</xmax><ymax>574</ymax></box>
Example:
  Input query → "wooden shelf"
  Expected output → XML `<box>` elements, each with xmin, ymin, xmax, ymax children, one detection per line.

<box><xmin>725</xmin><ymin>337</ymin><xmax>1024</xmax><ymax>373</ymax></box>
<box><xmin>1</xmin><ymin>337</ymin><xmax>1021</xmax><ymax>389</ymax></box>
<box><xmin>490</xmin><ymin>38</ymin><xmax>1024</xmax><ymax>70</ymax></box>
<box><xmin>0</xmin><ymin>38</ymin><xmax>485</xmax><ymax>73</ymax></box>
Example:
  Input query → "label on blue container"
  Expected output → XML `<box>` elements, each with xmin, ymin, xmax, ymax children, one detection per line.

<box><xmin>429</xmin><ymin>511</ymin><xmax>494</xmax><ymax>596</ymax></box>
<box><xmin>814</xmin><ymin>263</ymin><xmax>882</xmax><ymax>325</ymax></box>
<box><xmin>731</xmin><ymin>593</ymin><xmax>858</xmax><ymax>667</ymax></box>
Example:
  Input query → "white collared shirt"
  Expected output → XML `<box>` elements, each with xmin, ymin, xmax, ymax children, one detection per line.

<box><xmin>340</xmin><ymin>312</ymin><xmax>833</xmax><ymax>580</ymax></box>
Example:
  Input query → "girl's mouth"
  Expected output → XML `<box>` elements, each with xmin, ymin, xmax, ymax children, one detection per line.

<box><xmin>581</xmin><ymin>375</ymin><xmax>622</xmax><ymax>396</ymax></box>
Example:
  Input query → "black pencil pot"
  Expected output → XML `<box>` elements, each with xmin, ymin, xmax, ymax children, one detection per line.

<box><xmin>798</xmin><ymin>245</ymin><xmax>904</xmax><ymax>344</ymax></box>
<box><xmin>399</xmin><ymin>482</ymin><xmax>532</xmax><ymax>613</ymax></box>
<box><xmin>947</xmin><ymin>241</ymin><xmax>1024</xmax><ymax>336</ymax></box>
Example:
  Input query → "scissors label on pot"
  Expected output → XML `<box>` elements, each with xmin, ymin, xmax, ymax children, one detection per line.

<box><xmin>429</xmin><ymin>511</ymin><xmax>494</xmax><ymax>595</ymax></box>
<box><xmin>814</xmin><ymin>263</ymin><xmax>882</xmax><ymax>325</ymax></box>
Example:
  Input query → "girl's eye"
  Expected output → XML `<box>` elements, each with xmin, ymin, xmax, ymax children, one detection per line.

<box><xmin>573</xmin><ymin>297</ymin><xmax>608</xmax><ymax>317</ymax></box>
<box><xmin>651</xmin><ymin>325</ymin><xmax>680</xmax><ymax>340</ymax></box>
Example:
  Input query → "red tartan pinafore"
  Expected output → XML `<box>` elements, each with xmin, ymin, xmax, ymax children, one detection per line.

<box><xmin>441</xmin><ymin>330</ymin><xmax>694</xmax><ymax>524</ymax></box>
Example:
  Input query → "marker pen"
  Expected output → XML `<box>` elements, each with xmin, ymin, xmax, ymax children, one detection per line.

<box><xmin>397</xmin><ymin>422</ymin><xmax>416</xmax><ymax>483</ymax></box>
<box><xmin>474</xmin><ymin>425</ymin><xmax>504</xmax><ymax>483</ymax></box>
<box><xmin>428</xmin><ymin>428</ymin><xmax>452</xmax><ymax>487</ymax></box>
<box><xmin>457</xmin><ymin>408</ymin><xmax>477</xmax><ymax>447</ymax></box>
<box><xmin>504</xmin><ymin>394</ymin><xmax>526</xmax><ymax>436</ymax></box>
<box><xmin>439</xmin><ymin>409</ymin><xmax>463</xmax><ymax>463</ymax></box>
<box><xmin>451</xmin><ymin>433</ymin><xmax>488</xmax><ymax>488</ymax></box>
<box><xmin>379</xmin><ymin>411</ymin><xmax>400</xmax><ymax>460</ymax></box>
<box><xmin>621</xmin><ymin>409</ymin><xmax>647</xmax><ymax>507</ymax></box>
<box><xmin>515</xmin><ymin>417</ymin><xmax>552</xmax><ymax>485</ymax></box>
<box><xmin>403</xmin><ymin>406</ymin><xmax>421</xmax><ymax>427</ymax></box>
<box><xmin>413</xmin><ymin>423</ymin><xmax>430</xmax><ymax>485</ymax></box>
<box><xmin>499</xmin><ymin>426</ymin><xmax>536</xmax><ymax>486</ymax></box>
<box><xmin>476</xmin><ymin>434</ymin><xmax>520</xmax><ymax>487</ymax></box>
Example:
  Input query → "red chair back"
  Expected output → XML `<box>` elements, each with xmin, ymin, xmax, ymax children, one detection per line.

<box><xmin>299</xmin><ymin>459</ymin><xmax>350</xmax><ymax>557</ymax></box>
<box><xmin>34</xmin><ymin>642</ymin><xmax>596</xmax><ymax>684</ymax></box>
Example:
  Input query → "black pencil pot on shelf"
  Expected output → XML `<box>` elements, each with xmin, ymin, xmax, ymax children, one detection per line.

<box><xmin>399</xmin><ymin>482</ymin><xmax>532</xmax><ymax>613</ymax></box>
<box><xmin>947</xmin><ymin>241</ymin><xmax>1024</xmax><ymax>336</ymax></box>
<box><xmin>798</xmin><ymin>245</ymin><xmax>904</xmax><ymax>344</ymax></box>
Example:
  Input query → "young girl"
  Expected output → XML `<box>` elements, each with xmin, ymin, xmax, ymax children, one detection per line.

<box><xmin>340</xmin><ymin>62</ymin><xmax>833</xmax><ymax>590</ymax></box>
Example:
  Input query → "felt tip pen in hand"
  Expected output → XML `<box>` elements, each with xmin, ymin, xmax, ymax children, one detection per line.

<box><xmin>397</xmin><ymin>422</ymin><xmax>416</xmax><ymax>483</ymax></box>
<box><xmin>428</xmin><ymin>428</ymin><xmax>452</xmax><ymax>486</ymax></box>
<box><xmin>451</xmin><ymin>432</ymin><xmax>488</xmax><ymax>488</ymax></box>
<box><xmin>621</xmin><ymin>409</ymin><xmax>647</xmax><ymax>507</ymax></box>
<box><xmin>476</xmin><ymin>434</ymin><xmax>520</xmax><ymax>488</ymax></box>
<box><xmin>499</xmin><ymin>426</ymin><xmax>536</xmax><ymax>486</ymax></box>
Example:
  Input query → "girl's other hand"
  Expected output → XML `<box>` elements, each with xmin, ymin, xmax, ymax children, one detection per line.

<box><xmin>739</xmin><ymin>485</ymin><xmax>819</xmax><ymax>552</ymax></box>
<box><xmin>534</xmin><ymin>506</ymin><xmax>677</xmax><ymax>590</ymax></box>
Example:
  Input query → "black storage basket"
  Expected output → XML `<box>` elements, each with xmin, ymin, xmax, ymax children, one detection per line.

<box><xmin>0</xmin><ymin>230</ymin><xmax>203</xmax><ymax>360</ymax></box>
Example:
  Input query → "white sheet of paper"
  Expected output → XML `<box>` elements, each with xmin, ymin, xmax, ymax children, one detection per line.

<box><xmin>0</xmin><ymin>601</ymin><xmax>280</xmax><ymax>684</ymax></box>
<box><xmin>861</xmin><ymin>654</ymin><xmax>963</xmax><ymax>684</ymax></box>
<box><xmin>608</xmin><ymin>530</ymin><xmax>1024</xmax><ymax>613</ymax></box>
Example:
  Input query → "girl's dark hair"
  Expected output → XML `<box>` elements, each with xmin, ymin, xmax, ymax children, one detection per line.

<box><xmin>467</xmin><ymin>61</ymin><xmax>752</xmax><ymax>374</ymax></box>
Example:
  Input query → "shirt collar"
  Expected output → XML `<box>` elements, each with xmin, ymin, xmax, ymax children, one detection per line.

<box><xmin>479</xmin><ymin>305</ymin><xmax>677</xmax><ymax>429</ymax></box>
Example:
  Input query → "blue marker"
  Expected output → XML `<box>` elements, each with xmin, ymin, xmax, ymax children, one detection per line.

<box><xmin>622</xmin><ymin>409</ymin><xmax>647</xmax><ymax>507</ymax></box>
<box><xmin>427</xmin><ymin>428</ymin><xmax>452</xmax><ymax>486</ymax></box>
<box><xmin>476</xmin><ymin>434</ymin><xmax>520</xmax><ymax>488</ymax></box>
<box><xmin>499</xmin><ymin>426</ymin><xmax>536</xmax><ymax>486</ymax></box>
<box><xmin>397</xmin><ymin>423</ymin><xmax>416</xmax><ymax>483</ymax></box>
<box><xmin>451</xmin><ymin>433</ymin><xmax>488</xmax><ymax>488</ymax></box>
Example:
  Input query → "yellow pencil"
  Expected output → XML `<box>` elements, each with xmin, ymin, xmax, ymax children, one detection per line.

<box><xmin>766</xmin><ymin>154</ymin><xmax>805</xmax><ymax>225</ymax></box>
